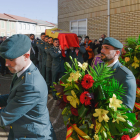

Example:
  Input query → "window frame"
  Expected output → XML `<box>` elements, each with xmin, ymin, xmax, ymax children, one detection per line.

<box><xmin>1</xmin><ymin>21</ymin><xmax>5</xmax><ymax>29</ymax></box>
<box><xmin>70</xmin><ymin>19</ymin><xmax>87</xmax><ymax>36</ymax></box>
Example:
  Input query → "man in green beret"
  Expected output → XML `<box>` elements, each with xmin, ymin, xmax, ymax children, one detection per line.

<box><xmin>36</xmin><ymin>32</ymin><xmax>46</xmax><ymax>74</ymax></box>
<box><xmin>29</xmin><ymin>34</ymin><xmax>38</xmax><ymax>66</ymax></box>
<box><xmin>41</xmin><ymin>35</ymin><xmax>49</xmax><ymax>81</ymax></box>
<box><xmin>100</xmin><ymin>37</ymin><xmax>136</xmax><ymax>110</ymax></box>
<box><xmin>0</xmin><ymin>34</ymin><xmax>56</xmax><ymax>140</ymax></box>
<box><xmin>50</xmin><ymin>38</ymin><xmax>65</xmax><ymax>99</ymax></box>
<box><xmin>45</xmin><ymin>37</ymin><xmax>53</xmax><ymax>93</ymax></box>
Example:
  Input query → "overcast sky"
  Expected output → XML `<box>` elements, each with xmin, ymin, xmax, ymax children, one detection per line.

<box><xmin>0</xmin><ymin>0</ymin><xmax>58</xmax><ymax>24</ymax></box>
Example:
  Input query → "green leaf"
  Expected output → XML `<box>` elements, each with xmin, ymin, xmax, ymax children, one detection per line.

<box><xmin>125</xmin><ymin>113</ymin><xmax>138</xmax><ymax>125</ymax></box>
<box><xmin>65</xmin><ymin>91</ymin><xmax>72</xmax><ymax>96</ymax></box>
<box><xmin>63</xmin><ymin>115</ymin><xmax>69</xmax><ymax>125</ymax></box>
<box><xmin>78</xmin><ymin>105</ymin><xmax>89</xmax><ymax>118</ymax></box>
<box><xmin>60</xmin><ymin>72</ymin><xmax>70</xmax><ymax>84</ymax></box>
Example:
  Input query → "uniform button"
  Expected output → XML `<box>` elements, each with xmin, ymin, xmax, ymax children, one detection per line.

<box><xmin>24</xmin><ymin>136</ymin><xmax>26</xmax><ymax>138</ymax></box>
<box><xmin>10</xmin><ymin>126</ymin><xmax>12</xmax><ymax>129</ymax></box>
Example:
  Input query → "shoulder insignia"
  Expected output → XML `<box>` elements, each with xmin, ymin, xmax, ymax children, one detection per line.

<box><xmin>28</xmin><ymin>73</ymin><xmax>31</xmax><ymax>75</ymax></box>
<box><xmin>37</xmin><ymin>42</ymin><xmax>38</xmax><ymax>44</ymax></box>
<box><xmin>119</xmin><ymin>65</ymin><xmax>132</xmax><ymax>75</ymax></box>
<box><xmin>22</xmin><ymin>76</ymin><xmax>24</xmax><ymax>80</ymax></box>
<box><xmin>45</xmin><ymin>47</ymin><xmax>47</xmax><ymax>49</ymax></box>
<box><xmin>41</xmin><ymin>43</ymin><xmax>43</xmax><ymax>44</ymax></box>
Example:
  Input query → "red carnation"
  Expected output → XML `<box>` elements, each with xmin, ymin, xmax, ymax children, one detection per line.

<box><xmin>81</xmin><ymin>74</ymin><xmax>94</xmax><ymax>89</ymax></box>
<box><xmin>71</xmin><ymin>106</ymin><xmax>79</xmax><ymax>116</ymax></box>
<box><xmin>80</xmin><ymin>91</ymin><xmax>92</xmax><ymax>106</ymax></box>
<box><xmin>60</xmin><ymin>80</ymin><xmax>64</xmax><ymax>85</ymax></box>
<box><xmin>121</xmin><ymin>135</ymin><xmax>130</xmax><ymax>140</ymax></box>
<box><xmin>136</xmin><ymin>79</ymin><xmax>140</xmax><ymax>86</ymax></box>
<box><xmin>63</xmin><ymin>95</ymin><xmax>68</xmax><ymax>103</ymax></box>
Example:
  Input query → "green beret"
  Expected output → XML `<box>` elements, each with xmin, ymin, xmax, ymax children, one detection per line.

<box><xmin>103</xmin><ymin>37</ymin><xmax>123</xmax><ymax>49</ymax></box>
<box><xmin>0</xmin><ymin>34</ymin><xmax>31</xmax><ymax>59</ymax></box>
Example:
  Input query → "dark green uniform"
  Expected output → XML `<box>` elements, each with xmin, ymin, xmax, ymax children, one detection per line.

<box><xmin>49</xmin><ymin>47</ymin><xmax>65</xmax><ymax>97</ymax></box>
<box><xmin>68</xmin><ymin>46</ymin><xmax>86</xmax><ymax>67</ymax></box>
<box><xmin>30</xmin><ymin>40</ymin><xmax>38</xmax><ymax>66</ymax></box>
<box><xmin>101</xmin><ymin>37</ymin><xmax>136</xmax><ymax>110</ymax></box>
<box><xmin>110</xmin><ymin>61</ymin><xmax>136</xmax><ymax>110</ymax></box>
<box><xmin>41</xmin><ymin>42</ymin><xmax>49</xmax><ymax>80</ymax></box>
<box><xmin>44</xmin><ymin>44</ymin><xmax>53</xmax><ymax>91</ymax></box>
<box><xmin>36</xmin><ymin>40</ymin><xmax>45</xmax><ymax>73</ymax></box>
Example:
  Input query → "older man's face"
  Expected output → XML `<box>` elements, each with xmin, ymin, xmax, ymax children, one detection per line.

<box><xmin>5</xmin><ymin>55</ymin><xmax>26</xmax><ymax>73</ymax></box>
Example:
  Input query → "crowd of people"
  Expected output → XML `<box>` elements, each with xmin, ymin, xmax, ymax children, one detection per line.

<box><xmin>28</xmin><ymin>33</ymin><xmax>106</xmax><ymax>99</ymax></box>
<box><xmin>0</xmin><ymin>33</ymin><xmax>136</xmax><ymax>140</ymax></box>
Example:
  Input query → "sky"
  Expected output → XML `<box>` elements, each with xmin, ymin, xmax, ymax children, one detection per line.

<box><xmin>0</xmin><ymin>0</ymin><xmax>58</xmax><ymax>24</ymax></box>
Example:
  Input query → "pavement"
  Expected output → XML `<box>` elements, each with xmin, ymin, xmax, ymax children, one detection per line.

<box><xmin>0</xmin><ymin>74</ymin><xmax>66</xmax><ymax>140</ymax></box>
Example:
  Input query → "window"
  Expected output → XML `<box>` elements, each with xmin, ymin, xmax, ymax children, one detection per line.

<box><xmin>27</xmin><ymin>24</ymin><xmax>30</xmax><ymax>30</ymax></box>
<box><xmin>19</xmin><ymin>23</ymin><xmax>22</xmax><ymax>29</ymax></box>
<box><xmin>7</xmin><ymin>21</ymin><xmax>10</xmax><ymax>31</ymax></box>
<box><xmin>32</xmin><ymin>25</ymin><xmax>36</xmax><ymax>30</ymax></box>
<box><xmin>7</xmin><ymin>33</ymin><xmax>10</xmax><ymax>37</ymax></box>
<box><xmin>11</xmin><ymin>22</ymin><xmax>14</xmax><ymax>29</ymax></box>
<box><xmin>70</xmin><ymin>19</ymin><xmax>87</xmax><ymax>38</ymax></box>
<box><xmin>1</xmin><ymin>21</ymin><xmax>5</xmax><ymax>28</ymax></box>
<box><xmin>1</xmin><ymin>32</ymin><xmax>5</xmax><ymax>36</ymax></box>
<box><xmin>23</xmin><ymin>24</ymin><xmax>26</xmax><ymax>30</ymax></box>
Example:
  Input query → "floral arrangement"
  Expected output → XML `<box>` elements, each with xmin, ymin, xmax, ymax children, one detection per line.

<box><xmin>53</xmin><ymin>57</ymin><xmax>139</xmax><ymax>140</ymax></box>
<box><xmin>120</xmin><ymin>35</ymin><xmax>140</xmax><ymax>121</ymax></box>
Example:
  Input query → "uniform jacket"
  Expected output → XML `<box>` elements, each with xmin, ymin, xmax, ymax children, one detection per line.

<box><xmin>98</xmin><ymin>61</ymin><xmax>136</xmax><ymax>110</ymax></box>
<box><xmin>44</xmin><ymin>44</ymin><xmax>53</xmax><ymax>68</ymax></box>
<box><xmin>36</xmin><ymin>40</ymin><xmax>45</xmax><ymax>62</ymax></box>
<box><xmin>68</xmin><ymin>46</ymin><xmax>86</xmax><ymax>65</ymax></box>
<box><xmin>42</xmin><ymin>42</ymin><xmax>49</xmax><ymax>66</ymax></box>
<box><xmin>110</xmin><ymin>61</ymin><xmax>136</xmax><ymax>110</ymax></box>
<box><xmin>0</xmin><ymin>63</ymin><xmax>56</xmax><ymax>140</ymax></box>
<box><xmin>49</xmin><ymin>47</ymin><xmax>65</xmax><ymax>73</ymax></box>
<box><xmin>30</xmin><ymin>40</ymin><xmax>38</xmax><ymax>62</ymax></box>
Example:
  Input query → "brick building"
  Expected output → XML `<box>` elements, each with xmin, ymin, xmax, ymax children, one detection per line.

<box><xmin>58</xmin><ymin>0</ymin><xmax>140</xmax><ymax>42</ymax></box>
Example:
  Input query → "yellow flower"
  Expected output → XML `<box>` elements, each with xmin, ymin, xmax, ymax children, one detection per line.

<box><xmin>112</xmin><ymin>115</ymin><xmax>126</xmax><ymax>124</ymax></box>
<box><xmin>135</xmin><ymin>45</ymin><xmax>140</xmax><ymax>50</ymax></box>
<box><xmin>132</xmin><ymin>56</ymin><xmax>140</xmax><ymax>69</ymax></box>
<box><xmin>93</xmin><ymin>109</ymin><xmax>109</xmax><ymax>122</ymax></box>
<box><xmin>68</xmin><ymin>71</ymin><xmax>81</xmax><ymax>82</ymax></box>
<box><xmin>134</xmin><ymin>56</ymin><xmax>139</xmax><ymax>63</ymax></box>
<box><xmin>95</xmin><ymin>120</ymin><xmax>101</xmax><ymax>134</ymax></box>
<box><xmin>94</xmin><ymin>134</ymin><xmax>99</xmax><ymax>140</ymax></box>
<box><xmin>109</xmin><ymin>94</ymin><xmax>122</xmax><ymax>111</ymax></box>
<box><xmin>67</xmin><ymin>90</ymin><xmax>79</xmax><ymax>108</ymax></box>
<box><xmin>78</xmin><ymin>62</ymin><xmax>88</xmax><ymax>71</ymax></box>
<box><xmin>125</xmin><ymin>57</ymin><xmax>130</xmax><ymax>62</ymax></box>
<box><xmin>89</xmin><ymin>124</ymin><xmax>94</xmax><ymax>129</ymax></box>
<box><xmin>132</xmin><ymin>62</ymin><xmax>139</xmax><ymax>69</ymax></box>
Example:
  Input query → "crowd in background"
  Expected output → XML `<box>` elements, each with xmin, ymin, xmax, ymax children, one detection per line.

<box><xmin>0</xmin><ymin>33</ymin><xmax>106</xmax><ymax>99</ymax></box>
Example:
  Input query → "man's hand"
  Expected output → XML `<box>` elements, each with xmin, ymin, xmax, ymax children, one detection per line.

<box><xmin>59</xmin><ymin>45</ymin><xmax>62</xmax><ymax>51</ymax></box>
<box><xmin>64</xmin><ymin>46</ymin><xmax>68</xmax><ymax>50</ymax></box>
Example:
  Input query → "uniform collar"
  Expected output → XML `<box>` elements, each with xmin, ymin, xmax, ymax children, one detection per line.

<box><xmin>107</xmin><ymin>59</ymin><xmax>118</xmax><ymax>67</ymax></box>
<box><xmin>17</xmin><ymin>62</ymin><xmax>32</xmax><ymax>77</ymax></box>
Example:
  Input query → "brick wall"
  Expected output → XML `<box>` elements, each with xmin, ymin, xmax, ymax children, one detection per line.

<box><xmin>58</xmin><ymin>0</ymin><xmax>140</xmax><ymax>42</ymax></box>
<box><xmin>110</xmin><ymin>0</ymin><xmax>140</xmax><ymax>42</ymax></box>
